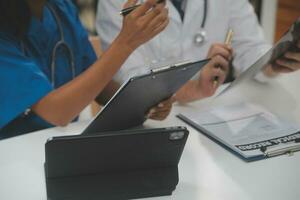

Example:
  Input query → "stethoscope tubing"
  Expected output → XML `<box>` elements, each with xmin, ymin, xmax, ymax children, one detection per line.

<box><xmin>20</xmin><ymin>3</ymin><xmax>76</xmax><ymax>116</ymax></box>
<box><xmin>46</xmin><ymin>3</ymin><xmax>76</xmax><ymax>87</ymax></box>
<box><xmin>20</xmin><ymin>3</ymin><xmax>76</xmax><ymax>88</ymax></box>
<box><xmin>201</xmin><ymin>0</ymin><xmax>208</xmax><ymax>28</ymax></box>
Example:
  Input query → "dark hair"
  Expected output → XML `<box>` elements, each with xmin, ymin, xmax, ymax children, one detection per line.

<box><xmin>0</xmin><ymin>0</ymin><xmax>31</xmax><ymax>39</ymax></box>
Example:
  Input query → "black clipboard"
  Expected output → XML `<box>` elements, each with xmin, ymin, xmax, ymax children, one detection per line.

<box><xmin>45</xmin><ymin>127</ymin><xmax>189</xmax><ymax>200</ymax></box>
<box><xmin>82</xmin><ymin>59</ymin><xmax>209</xmax><ymax>134</ymax></box>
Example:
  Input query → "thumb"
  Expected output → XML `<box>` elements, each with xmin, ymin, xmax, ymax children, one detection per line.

<box><xmin>123</xmin><ymin>0</ymin><xmax>138</xmax><ymax>9</ymax></box>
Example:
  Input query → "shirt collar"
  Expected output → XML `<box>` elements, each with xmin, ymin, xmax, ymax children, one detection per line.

<box><xmin>26</xmin><ymin>5</ymin><xmax>58</xmax><ymax>48</ymax></box>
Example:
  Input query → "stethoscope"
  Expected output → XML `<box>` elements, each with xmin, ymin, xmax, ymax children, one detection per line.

<box><xmin>22</xmin><ymin>3</ymin><xmax>76</xmax><ymax>88</ymax></box>
<box><xmin>193</xmin><ymin>0</ymin><xmax>208</xmax><ymax>46</ymax></box>
<box><xmin>21</xmin><ymin>3</ymin><xmax>76</xmax><ymax>117</ymax></box>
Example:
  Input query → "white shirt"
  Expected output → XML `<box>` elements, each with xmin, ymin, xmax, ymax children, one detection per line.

<box><xmin>96</xmin><ymin>0</ymin><xmax>271</xmax><ymax>83</ymax></box>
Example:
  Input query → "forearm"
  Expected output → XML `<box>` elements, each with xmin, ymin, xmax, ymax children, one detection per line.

<box><xmin>32</xmin><ymin>38</ymin><xmax>133</xmax><ymax>126</ymax></box>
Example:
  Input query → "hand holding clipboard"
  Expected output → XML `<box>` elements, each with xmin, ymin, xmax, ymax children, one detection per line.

<box><xmin>173</xmin><ymin>31</ymin><xmax>234</xmax><ymax>103</ymax></box>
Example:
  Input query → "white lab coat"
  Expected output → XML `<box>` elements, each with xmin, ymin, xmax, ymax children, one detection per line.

<box><xmin>96</xmin><ymin>0</ymin><xmax>271</xmax><ymax>83</ymax></box>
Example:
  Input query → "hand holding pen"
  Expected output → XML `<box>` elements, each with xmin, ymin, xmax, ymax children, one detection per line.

<box><xmin>116</xmin><ymin>0</ymin><xmax>169</xmax><ymax>51</ymax></box>
<box><xmin>193</xmin><ymin>29</ymin><xmax>234</xmax><ymax>100</ymax></box>
<box><xmin>212</xmin><ymin>29</ymin><xmax>234</xmax><ymax>87</ymax></box>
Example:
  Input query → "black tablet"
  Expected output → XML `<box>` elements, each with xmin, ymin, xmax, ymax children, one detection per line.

<box><xmin>82</xmin><ymin>59</ymin><xmax>209</xmax><ymax>134</ymax></box>
<box><xmin>45</xmin><ymin>127</ymin><xmax>189</xmax><ymax>200</ymax></box>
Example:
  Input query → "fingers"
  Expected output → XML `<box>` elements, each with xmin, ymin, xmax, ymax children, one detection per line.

<box><xmin>271</xmin><ymin>63</ymin><xmax>294</xmax><ymax>73</ymax></box>
<box><xmin>131</xmin><ymin>0</ymin><xmax>157</xmax><ymax>18</ymax></box>
<box><xmin>139</xmin><ymin>3</ymin><xmax>167</xmax><ymax>30</ymax></box>
<box><xmin>123</xmin><ymin>0</ymin><xmax>138</xmax><ymax>9</ymax></box>
<box><xmin>210</xmin><ymin>65</ymin><xmax>227</xmax><ymax>89</ymax></box>
<box><xmin>150</xmin><ymin>17</ymin><xmax>169</xmax><ymax>36</ymax></box>
<box><xmin>148</xmin><ymin>112</ymin><xmax>170</xmax><ymax>120</ymax></box>
<box><xmin>201</xmin><ymin>56</ymin><xmax>228</xmax><ymax>91</ymax></box>
<box><xmin>158</xmin><ymin>97</ymin><xmax>177</xmax><ymax>107</ymax></box>
<box><xmin>118</xmin><ymin>0</ymin><xmax>169</xmax><ymax>51</ymax></box>
<box><xmin>207</xmin><ymin>43</ymin><xmax>233</xmax><ymax>60</ymax></box>
<box><xmin>268</xmin><ymin>41</ymin><xmax>300</xmax><ymax>74</ymax></box>
<box><xmin>284</xmin><ymin>51</ymin><xmax>300</xmax><ymax>62</ymax></box>
<box><xmin>212</xmin><ymin>55</ymin><xmax>230</xmax><ymax>72</ymax></box>
<box><xmin>143</xmin><ymin>4</ymin><xmax>169</xmax><ymax>32</ymax></box>
<box><xmin>276</xmin><ymin>57</ymin><xmax>300</xmax><ymax>72</ymax></box>
<box><xmin>269</xmin><ymin>42</ymin><xmax>300</xmax><ymax>74</ymax></box>
<box><xmin>212</xmin><ymin>67</ymin><xmax>227</xmax><ymax>88</ymax></box>
<box><xmin>147</xmin><ymin>107</ymin><xmax>171</xmax><ymax>120</ymax></box>
<box><xmin>146</xmin><ymin>97</ymin><xmax>175</xmax><ymax>120</ymax></box>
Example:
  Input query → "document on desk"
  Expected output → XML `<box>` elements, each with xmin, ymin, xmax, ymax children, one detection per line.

<box><xmin>178</xmin><ymin>103</ymin><xmax>300</xmax><ymax>161</ymax></box>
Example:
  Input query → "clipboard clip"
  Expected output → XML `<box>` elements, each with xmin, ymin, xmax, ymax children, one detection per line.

<box><xmin>150</xmin><ymin>60</ymin><xmax>192</xmax><ymax>73</ymax></box>
<box><xmin>151</xmin><ymin>64</ymin><xmax>173</xmax><ymax>73</ymax></box>
<box><xmin>260</xmin><ymin>139</ymin><xmax>300</xmax><ymax>158</ymax></box>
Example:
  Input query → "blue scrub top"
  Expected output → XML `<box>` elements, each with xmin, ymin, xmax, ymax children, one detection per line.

<box><xmin>0</xmin><ymin>0</ymin><xmax>97</xmax><ymax>136</ymax></box>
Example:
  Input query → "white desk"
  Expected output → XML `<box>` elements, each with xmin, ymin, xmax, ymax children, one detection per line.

<box><xmin>1</xmin><ymin>73</ymin><xmax>300</xmax><ymax>200</ymax></box>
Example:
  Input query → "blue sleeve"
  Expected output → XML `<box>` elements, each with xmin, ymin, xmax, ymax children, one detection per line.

<box><xmin>0</xmin><ymin>37</ymin><xmax>53</xmax><ymax>128</ymax></box>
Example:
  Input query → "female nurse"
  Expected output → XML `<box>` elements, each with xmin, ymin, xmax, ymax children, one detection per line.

<box><xmin>0</xmin><ymin>0</ymin><xmax>171</xmax><ymax>137</ymax></box>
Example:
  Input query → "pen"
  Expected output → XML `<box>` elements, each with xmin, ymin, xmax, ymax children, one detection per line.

<box><xmin>120</xmin><ymin>0</ymin><xmax>165</xmax><ymax>16</ymax></box>
<box><xmin>213</xmin><ymin>28</ymin><xmax>234</xmax><ymax>87</ymax></box>
<box><xmin>224</xmin><ymin>29</ymin><xmax>234</xmax><ymax>46</ymax></box>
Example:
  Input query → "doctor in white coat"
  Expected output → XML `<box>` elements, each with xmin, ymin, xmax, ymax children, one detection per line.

<box><xmin>96</xmin><ymin>0</ymin><xmax>300</xmax><ymax>103</ymax></box>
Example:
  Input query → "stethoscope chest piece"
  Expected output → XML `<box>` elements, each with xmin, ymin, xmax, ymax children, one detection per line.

<box><xmin>194</xmin><ymin>29</ymin><xmax>207</xmax><ymax>46</ymax></box>
<box><xmin>193</xmin><ymin>0</ymin><xmax>208</xmax><ymax>47</ymax></box>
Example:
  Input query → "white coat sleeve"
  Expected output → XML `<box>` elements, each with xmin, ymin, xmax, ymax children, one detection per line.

<box><xmin>96</xmin><ymin>0</ymin><xmax>149</xmax><ymax>83</ymax></box>
<box><xmin>228</xmin><ymin>0</ymin><xmax>272</xmax><ymax>75</ymax></box>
